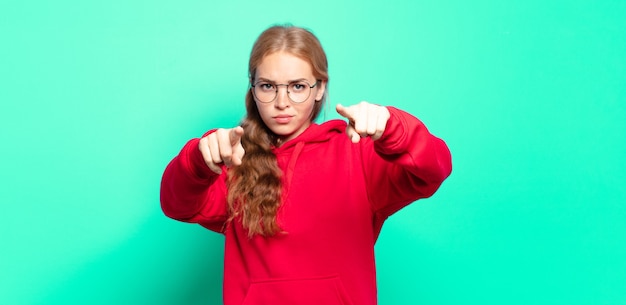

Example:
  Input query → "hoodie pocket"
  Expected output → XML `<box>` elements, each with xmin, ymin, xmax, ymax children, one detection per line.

<box><xmin>241</xmin><ymin>274</ymin><xmax>353</xmax><ymax>305</ymax></box>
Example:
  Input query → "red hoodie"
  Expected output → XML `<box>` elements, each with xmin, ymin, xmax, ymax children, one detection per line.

<box><xmin>160</xmin><ymin>107</ymin><xmax>452</xmax><ymax>305</ymax></box>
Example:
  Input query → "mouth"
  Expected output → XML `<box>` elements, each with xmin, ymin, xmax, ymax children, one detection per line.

<box><xmin>273</xmin><ymin>114</ymin><xmax>294</xmax><ymax>124</ymax></box>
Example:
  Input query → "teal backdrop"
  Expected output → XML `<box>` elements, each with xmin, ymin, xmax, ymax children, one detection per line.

<box><xmin>1</xmin><ymin>0</ymin><xmax>625</xmax><ymax>304</ymax></box>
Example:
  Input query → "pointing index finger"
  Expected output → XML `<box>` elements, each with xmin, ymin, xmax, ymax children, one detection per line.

<box><xmin>229</xmin><ymin>126</ymin><xmax>244</xmax><ymax>146</ymax></box>
<box><xmin>335</xmin><ymin>104</ymin><xmax>354</xmax><ymax>121</ymax></box>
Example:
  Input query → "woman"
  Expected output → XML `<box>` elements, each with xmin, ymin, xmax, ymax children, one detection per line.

<box><xmin>160</xmin><ymin>25</ymin><xmax>452</xmax><ymax>305</ymax></box>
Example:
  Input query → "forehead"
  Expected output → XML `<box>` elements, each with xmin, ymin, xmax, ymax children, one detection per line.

<box><xmin>255</xmin><ymin>51</ymin><xmax>314</xmax><ymax>81</ymax></box>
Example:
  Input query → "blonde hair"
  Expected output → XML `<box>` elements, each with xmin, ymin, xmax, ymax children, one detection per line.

<box><xmin>227</xmin><ymin>25</ymin><xmax>329</xmax><ymax>237</ymax></box>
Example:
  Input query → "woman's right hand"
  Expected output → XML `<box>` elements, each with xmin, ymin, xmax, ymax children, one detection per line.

<box><xmin>198</xmin><ymin>126</ymin><xmax>245</xmax><ymax>174</ymax></box>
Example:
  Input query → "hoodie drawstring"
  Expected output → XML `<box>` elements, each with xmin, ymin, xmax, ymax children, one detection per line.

<box><xmin>283</xmin><ymin>141</ymin><xmax>305</xmax><ymax>200</ymax></box>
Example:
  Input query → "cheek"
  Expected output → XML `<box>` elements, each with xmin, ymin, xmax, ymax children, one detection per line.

<box><xmin>301</xmin><ymin>102</ymin><xmax>317</xmax><ymax>118</ymax></box>
<box><xmin>255</xmin><ymin>102</ymin><xmax>272</xmax><ymax>120</ymax></box>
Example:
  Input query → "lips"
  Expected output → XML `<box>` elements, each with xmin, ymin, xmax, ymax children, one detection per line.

<box><xmin>273</xmin><ymin>114</ymin><xmax>293</xmax><ymax>124</ymax></box>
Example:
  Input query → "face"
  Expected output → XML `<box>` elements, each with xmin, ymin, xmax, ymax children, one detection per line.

<box><xmin>253</xmin><ymin>51</ymin><xmax>326</xmax><ymax>144</ymax></box>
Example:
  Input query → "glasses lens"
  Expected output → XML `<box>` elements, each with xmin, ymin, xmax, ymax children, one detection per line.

<box><xmin>287</xmin><ymin>81</ymin><xmax>312</xmax><ymax>103</ymax></box>
<box><xmin>253</xmin><ymin>82</ymin><xmax>276</xmax><ymax>103</ymax></box>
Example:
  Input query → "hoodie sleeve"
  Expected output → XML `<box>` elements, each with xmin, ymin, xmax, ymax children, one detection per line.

<box><xmin>159</xmin><ymin>135</ymin><xmax>229</xmax><ymax>233</ymax></box>
<box><xmin>362</xmin><ymin>106</ymin><xmax>452</xmax><ymax>221</ymax></box>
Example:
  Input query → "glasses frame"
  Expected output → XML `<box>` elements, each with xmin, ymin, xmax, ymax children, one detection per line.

<box><xmin>250</xmin><ymin>80</ymin><xmax>319</xmax><ymax>104</ymax></box>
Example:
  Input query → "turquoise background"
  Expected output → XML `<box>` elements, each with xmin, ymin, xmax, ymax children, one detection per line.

<box><xmin>1</xmin><ymin>0</ymin><xmax>625</xmax><ymax>304</ymax></box>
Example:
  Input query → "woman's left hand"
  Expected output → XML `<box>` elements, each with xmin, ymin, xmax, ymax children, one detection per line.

<box><xmin>336</xmin><ymin>102</ymin><xmax>390</xmax><ymax>143</ymax></box>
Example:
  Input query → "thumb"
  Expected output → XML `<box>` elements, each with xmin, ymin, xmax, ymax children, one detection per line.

<box><xmin>346</xmin><ymin>124</ymin><xmax>361</xmax><ymax>144</ymax></box>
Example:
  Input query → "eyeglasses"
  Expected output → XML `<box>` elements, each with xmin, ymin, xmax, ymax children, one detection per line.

<box><xmin>251</xmin><ymin>80</ymin><xmax>318</xmax><ymax>103</ymax></box>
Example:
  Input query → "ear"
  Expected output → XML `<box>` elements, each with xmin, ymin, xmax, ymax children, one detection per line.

<box><xmin>314</xmin><ymin>80</ymin><xmax>327</xmax><ymax>102</ymax></box>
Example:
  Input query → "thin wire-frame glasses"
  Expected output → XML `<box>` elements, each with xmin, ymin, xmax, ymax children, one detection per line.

<box><xmin>251</xmin><ymin>80</ymin><xmax>318</xmax><ymax>103</ymax></box>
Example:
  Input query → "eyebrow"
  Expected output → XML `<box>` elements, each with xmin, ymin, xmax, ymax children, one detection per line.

<box><xmin>256</xmin><ymin>77</ymin><xmax>310</xmax><ymax>83</ymax></box>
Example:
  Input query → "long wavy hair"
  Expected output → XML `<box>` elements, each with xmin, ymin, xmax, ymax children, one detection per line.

<box><xmin>226</xmin><ymin>25</ymin><xmax>329</xmax><ymax>237</ymax></box>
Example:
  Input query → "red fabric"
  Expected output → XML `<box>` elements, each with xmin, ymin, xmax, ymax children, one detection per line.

<box><xmin>160</xmin><ymin>107</ymin><xmax>452</xmax><ymax>305</ymax></box>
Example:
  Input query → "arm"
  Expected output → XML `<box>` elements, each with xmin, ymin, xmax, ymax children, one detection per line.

<box><xmin>362</xmin><ymin>106</ymin><xmax>452</xmax><ymax>218</ymax></box>
<box><xmin>160</xmin><ymin>137</ymin><xmax>230</xmax><ymax>233</ymax></box>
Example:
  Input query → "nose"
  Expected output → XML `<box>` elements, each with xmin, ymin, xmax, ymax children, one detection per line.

<box><xmin>274</xmin><ymin>85</ymin><xmax>290</xmax><ymax>109</ymax></box>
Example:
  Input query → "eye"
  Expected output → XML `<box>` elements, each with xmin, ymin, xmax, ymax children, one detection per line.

<box><xmin>290</xmin><ymin>82</ymin><xmax>308</xmax><ymax>92</ymax></box>
<box><xmin>257</xmin><ymin>82</ymin><xmax>275</xmax><ymax>91</ymax></box>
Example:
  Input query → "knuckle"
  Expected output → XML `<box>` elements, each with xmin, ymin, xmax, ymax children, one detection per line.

<box><xmin>221</xmin><ymin>151</ymin><xmax>232</xmax><ymax>159</ymax></box>
<box><xmin>207</xmin><ymin>133</ymin><xmax>216</xmax><ymax>144</ymax></box>
<box><xmin>216</xmin><ymin>128</ymin><xmax>228</xmax><ymax>138</ymax></box>
<box><xmin>205</xmin><ymin>160</ymin><xmax>218</xmax><ymax>170</ymax></box>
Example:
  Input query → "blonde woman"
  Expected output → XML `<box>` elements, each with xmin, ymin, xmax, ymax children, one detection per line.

<box><xmin>161</xmin><ymin>25</ymin><xmax>452</xmax><ymax>305</ymax></box>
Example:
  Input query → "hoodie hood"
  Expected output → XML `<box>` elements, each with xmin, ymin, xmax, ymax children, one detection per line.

<box><xmin>272</xmin><ymin>119</ymin><xmax>347</xmax><ymax>154</ymax></box>
<box><xmin>272</xmin><ymin>119</ymin><xmax>347</xmax><ymax>198</ymax></box>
